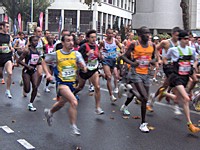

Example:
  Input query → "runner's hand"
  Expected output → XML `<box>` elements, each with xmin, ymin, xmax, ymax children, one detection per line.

<box><xmin>131</xmin><ymin>61</ymin><xmax>139</xmax><ymax>67</ymax></box>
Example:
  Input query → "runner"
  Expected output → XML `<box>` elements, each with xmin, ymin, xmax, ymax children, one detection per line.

<box><xmin>73</xmin><ymin>29</ymin><xmax>104</xmax><ymax>114</ymax></box>
<box><xmin>42</xmin><ymin>30</ymin><xmax>50</xmax><ymax>45</ymax></box>
<box><xmin>99</xmin><ymin>28</ymin><xmax>122</xmax><ymax>102</ymax></box>
<box><xmin>121</xmin><ymin>26</ymin><xmax>157</xmax><ymax>133</ymax></box>
<box><xmin>165</xmin><ymin>30</ymin><xmax>200</xmax><ymax>133</ymax></box>
<box><xmin>0</xmin><ymin>21</ymin><xmax>14</xmax><ymax>98</ymax></box>
<box><xmin>18</xmin><ymin>35</ymin><xmax>50</xmax><ymax>111</ymax></box>
<box><xmin>44</xmin><ymin>34</ymin><xmax>87</xmax><ymax>135</ymax></box>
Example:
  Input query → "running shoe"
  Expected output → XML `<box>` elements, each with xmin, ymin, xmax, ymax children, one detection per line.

<box><xmin>152</xmin><ymin>78</ymin><xmax>158</xmax><ymax>82</ymax></box>
<box><xmin>44</xmin><ymin>109</ymin><xmax>53</xmax><ymax>126</ymax></box>
<box><xmin>28</xmin><ymin>103</ymin><xmax>36</xmax><ymax>111</ymax></box>
<box><xmin>19</xmin><ymin>79</ymin><xmax>23</xmax><ymax>86</ymax></box>
<box><xmin>118</xmin><ymin>84</ymin><xmax>126</xmax><ymax>98</ymax></box>
<box><xmin>44</xmin><ymin>87</ymin><xmax>50</xmax><ymax>93</ymax></box>
<box><xmin>95</xmin><ymin>107</ymin><xmax>104</xmax><ymax>115</ymax></box>
<box><xmin>157</xmin><ymin>87</ymin><xmax>166</xmax><ymax>101</ymax></box>
<box><xmin>1</xmin><ymin>79</ymin><xmax>5</xmax><ymax>84</ymax></box>
<box><xmin>113</xmin><ymin>87</ymin><xmax>119</xmax><ymax>94</ymax></box>
<box><xmin>146</xmin><ymin>105</ymin><xmax>154</xmax><ymax>112</ymax></box>
<box><xmin>188</xmin><ymin>123</ymin><xmax>200</xmax><ymax>133</ymax></box>
<box><xmin>120</xmin><ymin>104</ymin><xmax>130</xmax><ymax>115</ymax></box>
<box><xmin>173</xmin><ymin>105</ymin><xmax>182</xmax><ymax>115</ymax></box>
<box><xmin>71</xmin><ymin>124</ymin><xmax>81</xmax><ymax>136</ymax></box>
<box><xmin>110</xmin><ymin>95</ymin><xmax>117</xmax><ymax>102</ymax></box>
<box><xmin>139</xmin><ymin>123</ymin><xmax>149</xmax><ymax>133</ymax></box>
<box><xmin>5</xmin><ymin>90</ymin><xmax>12</xmax><ymax>99</ymax></box>
<box><xmin>134</xmin><ymin>96</ymin><xmax>141</xmax><ymax>104</ymax></box>
<box><xmin>37</xmin><ymin>92</ymin><xmax>41</xmax><ymax>97</ymax></box>
<box><xmin>89</xmin><ymin>84</ymin><xmax>94</xmax><ymax>92</ymax></box>
<box><xmin>149</xmin><ymin>93</ymin><xmax>155</xmax><ymax>106</ymax></box>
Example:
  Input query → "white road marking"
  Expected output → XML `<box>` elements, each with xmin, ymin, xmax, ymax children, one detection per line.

<box><xmin>85</xmin><ymin>85</ymin><xmax>200</xmax><ymax>115</ymax></box>
<box><xmin>0</xmin><ymin>126</ymin><xmax>14</xmax><ymax>133</ymax></box>
<box><xmin>17</xmin><ymin>139</ymin><xmax>35</xmax><ymax>149</ymax></box>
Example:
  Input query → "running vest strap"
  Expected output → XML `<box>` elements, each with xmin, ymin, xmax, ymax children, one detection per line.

<box><xmin>102</xmin><ymin>39</ymin><xmax>117</xmax><ymax>59</ymax></box>
<box><xmin>85</xmin><ymin>43</ymin><xmax>99</xmax><ymax>71</ymax></box>
<box><xmin>133</xmin><ymin>42</ymin><xmax>154</xmax><ymax>74</ymax></box>
<box><xmin>56</xmin><ymin>50</ymin><xmax>77</xmax><ymax>82</ymax></box>
<box><xmin>175</xmin><ymin>47</ymin><xmax>192</xmax><ymax>76</ymax></box>
<box><xmin>0</xmin><ymin>33</ymin><xmax>11</xmax><ymax>54</ymax></box>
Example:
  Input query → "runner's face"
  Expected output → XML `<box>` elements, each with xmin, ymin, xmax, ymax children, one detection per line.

<box><xmin>63</xmin><ymin>36</ymin><xmax>74</xmax><ymax>49</ymax></box>
<box><xmin>36</xmin><ymin>29</ymin><xmax>42</xmax><ymax>37</ymax></box>
<box><xmin>32</xmin><ymin>37</ymin><xmax>39</xmax><ymax>47</ymax></box>
<box><xmin>20</xmin><ymin>34</ymin><xmax>24</xmax><ymax>39</ymax></box>
<box><xmin>88</xmin><ymin>33</ymin><xmax>96</xmax><ymax>44</ymax></box>
<box><xmin>106</xmin><ymin>30</ymin><xmax>113</xmax><ymax>38</ymax></box>
<box><xmin>172</xmin><ymin>32</ymin><xmax>179</xmax><ymax>41</ymax></box>
<box><xmin>116</xmin><ymin>36</ymin><xmax>121</xmax><ymax>43</ymax></box>
<box><xmin>197</xmin><ymin>38</ymin><xmax>200</xmax><ymax>45</ymax></box>
<box><xmin>3</xmin><ymin>23</ymin><xmax>9</xmax><ymax>33</ymax></box>
<box><xmin>180</xmin><ymin>37</ymin><xmax>189</xmax><ymax>46</ymax></box>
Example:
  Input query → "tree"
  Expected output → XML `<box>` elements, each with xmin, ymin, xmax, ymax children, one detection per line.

<box><xmin>1</xmin><ymin>0</ymin><xmax>53</xmax><ymax>24</ymax></box>
<box><xmin>180</xmin><ymin>0</ymin><xmax>189</xmax><ymax>30</ymax></box>
<box><xmin>82</xmin><ymin>0</ymin><xmax>101</xmax><ymax>9</ymax></box>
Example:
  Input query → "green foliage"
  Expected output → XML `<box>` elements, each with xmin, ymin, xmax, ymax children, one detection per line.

<box><xmin>1</xmin><ymin>0</ymin><xmax>53</xmax><ymax>22</ymax></box>
<box><xmin>157</xmin><ymin>33</ymin><xmax>171</xmax><ymax>40</ymax></box>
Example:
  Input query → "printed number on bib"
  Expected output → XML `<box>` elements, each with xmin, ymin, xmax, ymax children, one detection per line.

<box><xmin>30</xmin><ymin>54</ymin><xmax>39</xmax><ymax>65</ymax></box>
<box><xmin>87</xmin><ymin>59</ymin><xmax>99</xmax><ymax>70</ymax></box>
<box><xmin>137</xmin><ymin>56</ymin><xmax>150</xmax><ymax>68</ymax></box>
<box><xmin>178</xmin><ymin>62</ymin><xmax>191</xmax><ymax>75</ymax></box>
<box><xmin>0</xmin><ymin>44</ymin><xmax>10</xmax><ymax>53</ymax></box>
<box><xmin>47</xmin><ymin>47</ymin><xmax>54</xmax><ymax>54</ymax></box>
<box><xmin>62</xmin><ymin>67</ymin><xmax>75</xmax><ymax>79</ymax></box>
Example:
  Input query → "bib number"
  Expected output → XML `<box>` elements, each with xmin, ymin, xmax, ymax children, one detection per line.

<box><xmin>178</xmin><ymin>62</ymin><xmax>191</xmax><ymax>75</ymax></box>
<box><xmin>137</xmin><ymin>56</ymin><xmax>150</xmax><ymax>68</ymax></box>
<box><xmin>62</xmin><ymin>66</ymin><xmax>76</xmax><ymax>80</ymax></box>
<box><xmin>30</xmin><ymin>54</ymin><xmax>40</xmax><ymax>65</ymax></box>
<box><xmin>87</xmin><ymin>59</ymin><xmax>99</xmax><ymax>71</ymax></box>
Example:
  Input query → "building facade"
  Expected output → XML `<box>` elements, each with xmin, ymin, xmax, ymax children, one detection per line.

<box><xmin>132</xmin><ymin>0</ymin><xmax>200</xmax><ymax>34</ymax></box>
<box><xmin>46</xmin><ymin>0</ymin><xmax>135</xmax><ymax>34</ymax></box>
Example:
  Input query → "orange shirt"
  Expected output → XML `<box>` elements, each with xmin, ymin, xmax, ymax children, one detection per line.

<box><xmin>133</xmin><ymin>42</ymin><xmax>154</xmax><ymax>74</ymax></box>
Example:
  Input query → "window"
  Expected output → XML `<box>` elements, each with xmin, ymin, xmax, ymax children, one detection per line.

<box><xmin>121</xmin><ymin>0</ymin><xmax>123</xmax><ymax>8</ymax></box>
<box><xmin>117</xmin><ymin>0</ymin><xmax>119</xmax><ymax>7</ymax></box>
<box><xmin>48</xmin><ymin>9</ymin><xmax>61</xmax><ymax>32</ymax></box>
<box><xmin>108</xmin><ymin>0</ymin><xmax>112</xmax><ymax>4</ymax></box>
<box><xmin>97</xmin><ymin>12</ymin><xmax>101</xmax><ymax>33</ymax></box>
<box><xmin>64</xmin><ymin>10</ymin><xmax>77</xmax><ymax>32</ymax></box>
<box><xmin>80</xmin><ymin>11</ymin><xmax>93</xmax><ymax>32</ymax></box>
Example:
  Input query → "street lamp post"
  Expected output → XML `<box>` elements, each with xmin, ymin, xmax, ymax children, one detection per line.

<box><xmin>31</xmin><ymin>0</ymin><xmax>33</xmax><ymax>22</ymax></box>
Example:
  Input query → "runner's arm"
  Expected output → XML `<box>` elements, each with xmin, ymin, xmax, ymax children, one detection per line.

<box><xmin>121</xmin><ymin>43</ymin><xmax>138</xmax><ymax>67</ymax></box>
<box><xmin>75</xmin><ymin>51</ymin><xmax>87</xmax><ymax>72</ymax></box>
<box><xmin>17</xmin><ymin>49</ymin><xmax>30</xmax><ymax>69</ymax></box>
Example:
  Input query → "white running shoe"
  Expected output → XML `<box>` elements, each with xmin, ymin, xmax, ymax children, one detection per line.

<box><xmin>44</xmin><ymin>86</ymin><xmax>50</xmax><ymax>93</ymax></box>
<box><xmin>118</xmin><ymin>84</ymin><xmax>126</xmax><ymax>98</ymax></box>
<box><xmin>5</xmin><ymin>90</ymin><xmax>12</xmax><ymax>99</ymax></box>
<box><xmin>44</xmin><ymin>109</ymin><xmax>53</xmax><ymax>126</ymax></box>
<box><xmin>113</xmin><ymin>87</ymin><xmax>119</xmax><ymax>94</ymax></box>
<box><xmin>28</xmin><ymin>103</ymin><xmax>36</xmax><ymax>111</ymax></box>
<box><xmin>152</xmin><ymin>78</ymin><xmax>158</xmax><ymax>82</ymax></box>
<box><xmin>89</xmin><ymin>84</ymin><xmax>94</xmax><ymax>92</ymax></box>
<box><xmin>71</xmin><ymin>124</ymin><xmax>81</xmax><ymax>136</ymax></box>
<box><xmin>37</xmin><ymin>92</ymin><xmax>41</xmax><ymax>97</ymax></box>
<box><xmin>110</xmin><ymin>95</ymin><xmax>117</xmax><ymax>102</ymax></box>
<box><xmin>95</xmin><ymin>107</ymin><xmax>104</xmax><ymax>115</ymax></box>
<box><xmin>120</xmin><ymin>104</ymin><xmax>130</xmax><ymax>115</ymax></box>
<box><xmin>139</xmin><ymin>123</ymin><xmax>149</xmax><ymax>133</ymax></box>
<box><xmin>173</xmin><ymin>105</ymin><xmax>182</xmax><ymax>115</ymax></box>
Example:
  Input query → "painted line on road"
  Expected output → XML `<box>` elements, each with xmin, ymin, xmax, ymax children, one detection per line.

<box><xmin>0</xmin><ymin>126</ymin><xmax>14</xmax><ymax>133</ymax></box>
<box><xmin>17</xmin><ymin>139</ymin><xmax>35</xmax><ymax>149</ymax></box>
<box><xmin>86</xmin><ymin>85</ymin><xmax>200</xmax><ymax>115</ymax></box>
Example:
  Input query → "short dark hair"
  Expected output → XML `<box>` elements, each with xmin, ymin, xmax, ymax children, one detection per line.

<box><xmin>61</xmin><ymin>34</ymin><xmax>71</xmax><ymax>42</ymax></box>
<box><xmin>44</xmin><ymin>30</ymin><xmax>50</xmax><ymax>35</ymax></box>
<box><xmin>86</xmin><ymin>29</ymin><xmax>96</xmax><ymax>38</ymax></box>
<box><xmin>136</xmin><ymin>26</ymin><xmax>150</xmax><ymax>36</ymax></box>
<box><xmin>29</xmin><ymin>35</ymin><xmax>38</xmax><ymax>43</ymax></box>
<box><xmin>106</xmin><ymin>28</ymin><xmax>113</xmax><ymax>34</ymax></box>
<box><xmin>172</xmin><ymin>27</ymin><xmax>181</xmax><ymax>34</ymax></box>
<box><xmin>178</xmin><ymin>30</ymin><xmax>189</xmax><ymax>40</ymax></box>
<box><xmin>0</xmin><ymin>21</ymin><xmax>9</xmax><ymax>27</ymax></box>
<box><xmin>61</xmin><ymin>29</ymin><xmax>69</xmax><ymax>34</ymax></box>
<box><xmin>18</xmin><ymin>31</ymin><xmax>24</xmax><ymax>36</ymax></box>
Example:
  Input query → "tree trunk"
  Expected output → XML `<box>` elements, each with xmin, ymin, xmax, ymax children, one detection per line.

<box><xmin>180</xmin><ymin>0</ymin><xmax>190</xmax><ymax>30</ymax></box>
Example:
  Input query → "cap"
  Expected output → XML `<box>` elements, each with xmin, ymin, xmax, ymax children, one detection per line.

<box><xmin>153</xmin><ymin>36</ymin><xmax>159</xmax><ymax>40</ymax></box>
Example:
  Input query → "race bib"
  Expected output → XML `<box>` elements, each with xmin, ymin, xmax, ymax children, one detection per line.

<box><xmin>47</xmin><ymin>47</ymin><xmax>54</xmax><ymax>54</ymax></box>
<box><xmin>178</xmin><ymin>61</ymin><xmax>191</xmax><ymax>75</ymax></box>
<box><xmin>62</xmin><ymin>66</ymin><xmax>76</xmax><ymax>80</ymax></box>
<box><xmin>0</xmin><ymin>44</ymin><xmax>10</xmax><ymax>53</ymax></box>
<box><xmin>137</xmin><ymin>56</ymin><xmax>150</xmax><ymax>68</ymax></box>
<box><xmin>30</xmin><ymin>54</ymin><xmax>40</xmax><ymax>65</ymax></box>
<box><xmin>87</xmin><ymin>59</ymin><xmax>99</xmax><ymax>71</ymax></box>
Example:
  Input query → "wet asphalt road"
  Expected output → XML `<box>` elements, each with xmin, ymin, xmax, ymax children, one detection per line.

<box><xmin>0</xmin><ymin>67</ymin><xmax>200</xmax><ymax>150</ymax></box>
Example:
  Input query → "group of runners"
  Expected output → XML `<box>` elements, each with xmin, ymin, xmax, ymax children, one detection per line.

<box><xmin>0</xmin><ymin>20</ymin><xmax>200</xmax><ymax>135</ymax></box>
